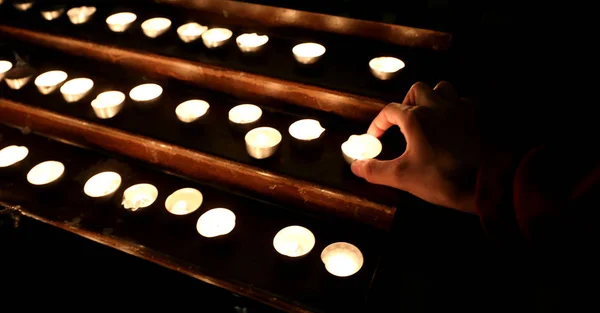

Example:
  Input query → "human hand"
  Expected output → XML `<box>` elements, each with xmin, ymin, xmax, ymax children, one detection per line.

<box><xmin>351</xmin><ymin>81</ymin><xmax>481</xmax><ymax>214</ymax></box>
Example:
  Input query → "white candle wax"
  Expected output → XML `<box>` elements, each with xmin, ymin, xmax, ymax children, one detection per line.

<box><xmin>141</xmin><ymin>17</ymin><xmax>172</xmax><ymax>38</ymax></box>
<box><xmin>83</xmin><ymin>171</ymin><xmax>122</xmax><ymax>198</ymax></box>
<box><xmin>13</xmin><ymin>1</ymin><xmax>34</xmax><ymax>11</ymax></box>
<box><xmin>196</xmin><ymin>208</ymin><xmax>236</xmax><ymax>238</ymax></box>
<box><xmin>165</xmin><ymin>188</ymin><xmax>203</xmax><ymax>215</ymax></box>
<box><xmin>91</xmin><ymin>90</ymin><xmax>126</xmax><ymax>119</ymax></box>
<box><xmin>177</xmin><ymin>22</ymin><xmax>208</xmax><ymax>43</ymax></box>
<box><xmin>0</xmin><ymin>145</ymin><xmax>29</xmax><ymax>168</ymax></box>
<box><xmin>236</xmin><ymin>33</ymin><xmax>269</xmax><ymax>53</ymax></box>
<box><xmin>369</xmin><ymin>57</ymin><xmax>405</xmax><ymax>80</ymax></box>
<box><xmin>341</xmin><ymin>134</ymin><xmax>382</xmax><ymax>164</ymax></box>
<box><xmin>321</xmin><ymin>242</ymin><xmax>364</xmax><ymax>277</ymax></box>
<box><xmin>27</xmin><ymin>161</ymin><xmax>65</xmax><ymax>185</ymax></box>
<box><xmin>201</xmin><ymin>28</ymin><xmax>233</xmax><ymax>48</ymax></box>
<box><xmin>293</xmin><ymin>43</ymin><xmax>326</xmax><ymax>65</ymax></box>
<box><xmin>0</xmin><ymin>60</ymin><xmax>13</xmax><ymax>80</ymax></box>
<box><xmin>67</xmin><ymin>6</ymin><xmax>97</xmax><ymax>25</ymax></box>
<box><xmin>228</xmin><ymin>104</ymin><xmax>262</xmax><ymax>124</ymax></box>
<box><xmin>273</xmin><ymin>225</ymin><xmax>315</xmax><ymax>257</ymax></box>
<box><xmin>122</xmin><ymin>183</ymin><xmax>159</xmax><ymax>211</ymax></box>
<box><xmin>175</xmin><ymin>99</ymin><xmax>210</xmax><ymax>123</ymax></box>
<box><xmin>129</xmin><ymin>83</ymin><xmax>162</xmax><ymax>102</ymax></box>
<box><xmin>106</xmin><ymin>12</ymin><xmax>137</xmax><ymax>32</ymax></box>
<box><xmin>288</xmin><ymin>119</ymin><xmax>325</xmax><ymax>141</ymax></box>
<box><xmin>60</xmin><ymin>77</ymin><xmax>94</xmax><ymax>102</ymax></box>
<box><xmin>41</xmin><ymin>8</ymin><xmax>65</xmax><ymax>21</ymax></box>
<box><xmin>34</xmin><ymin>70</ymin><xmax>68</xmax><ymax>95</ymax></box>
<box><xmin>245</xmin><ymin>127</ymin><xmax>282</xmax><ymax>159</ymax></box>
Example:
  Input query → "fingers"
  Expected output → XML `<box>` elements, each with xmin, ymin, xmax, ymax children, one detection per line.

<box><xmin>367</xmin><ymin>102</ymin><xmax>416</xmax><ymax>138</ymax></box>
<box><xmin>351</xmin><ymin>158</ymin><xmax>408</xmax><ymax>189</ymax></box>
<box><xmin>403</xmin><ymin>81</ymin><xmax>441</xmax><ymax>108</ymax></box>
<box><xmin>434</xmin><ymin>81</ymin><xmax>459</xmax><ymax>103</ymax></box>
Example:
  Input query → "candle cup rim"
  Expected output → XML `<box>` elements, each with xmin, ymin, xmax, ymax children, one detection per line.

<box><xmin>122</xmin><ymin>183</ymin><xmax>159</xmax><ymax>210</ymax></box>
<box><xmin>83</xmin><ymin>171</ymin><xmax>122</xmax><ymax>198</ymax></box>
<box><xmin>60</xmin><ymin>77</ymin><xmax>94</xmax><ymax>94</ymax></box>
<box><xmin>91</xmin><ymin>90</ymin><xmax>125</xmax><ymax>108</ymax></box>
<box><xmin>236</xmin><ymin>33</ymin><xmax>269</xmax><ymax>47</ymax></box>
<box><xmin>273</xmin><ymin>225</ymin><xmax>316</xmax><ymax>258</ymax></box>
<box><xmin>228</xmin><ymin>104</ymin><xmax>262</xmax><ymax>124</ymax></box>
<box><xmin>34</xmin><ymin>70</ymin><xmax>68</xmax><ymax>87</ymax></box>
<box><xmin>293</xmin><ymin>42</ymin><xmax>326</xmax><ymax>58</ymax></box>
<box><xmin>106</xmin><ymin>12</ymin><xmax>137</xmax><ymax>25</ymax></box>
<box><xmin>129</xmin><ymin>83</ymin><xmax>163</xmax><ymax>102</ymax></box>
<box><xmin>288</xmin><ymin>119</ymin><xmax>325</xmax><ymax>141</ymax></box>
<box><xmin>0</xmin><ymin>145</ymin><xmax>29</xmax><ymax>168</ymax></box>
<box><xmin>369</xmin><ymin>56</ymin><xmax>405</xmax><ymax>73</ymax></box>
<box><xmin>176</xmin><ymin>99</ymin><xmax>210</xmax><ymax>123</ymax></box>
<box><xmin>27</xmin><ymin>160</ymin><xmax>65</xmax><ymax>186</ymax></box>
<box><xmin>165</xmin><ymin>187</ymin><xmax>203</xmax><ymax>215</ymax></box>
<box><xmin>321</xmin><ymin>242</ymin><xmax>364</xmax><ymax>277</ymax></box>
<box><xmin>196</xmin><ymin>208</ymin><xmax>236</xmax><ymax>238</ymax></box>
<box><xmin>245</xmin><ymin>127</ymin><xmax>282</xmax><ymax>149</ymax></box>
<box><xmin>67</xmin><ymin>6</ymin><xmax>96</xmax><ymax>16</ymax></box>
<box><xmin>341</xmin><ymin>134</ymin><xmax>382</xmax><ymax>162</ymax></box>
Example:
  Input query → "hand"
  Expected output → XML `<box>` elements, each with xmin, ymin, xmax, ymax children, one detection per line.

<box><xmin>351</xmin><ymin>81</ymin><xmax>481</xmax><ymax>214</ymax></box>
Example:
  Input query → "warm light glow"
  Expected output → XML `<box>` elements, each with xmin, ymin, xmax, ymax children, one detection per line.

<box><xmin>91</xmin><ymin>91</ymin><xmax>125</xmax><ymax>119</ymax></box>
<box><xmin>27</xmin><ymin>161</ymin><xmax>65</xmax><ymax>186</ymax></box>
<box><xmin>60</xmin><ymin>78</ymin><xmax>94</xmax><ymax>102</ymax></box>
<box><xmin>288</xmin><ymin>119</ymin><xmax>325</xmax><ymax>141</ymax></box>
<box><xmin>106</xmin><ymin>12</ymin><xmax>137</xmax><ymax>32</ymax></box>
<box><xmin>201</xmin><ymin>28</ymin><xmax>233</xmax><ymax>48</ymax></box>
<box><xmin>341</xmin><ymin>134</ymin><xmax>382</xmax><ymax>164</ymax></box>
<box><xmin>273</xmin><ymin>225</ymin><xmax>315</xmax><ymax>257</ymax></box>
<box><xmin>34</xmin><ymin>70</ymin><xmax>68</xmax><ymax>95</ymax></box>
<box><xmin>0</xmin><ymin>60</ymin><xmax>12</xmax><ymax>79</ymax></box>
<box><xmin>177</xmin><ymin>22</ymin><xmax>208</xmax><ymax>43</ymax></box>
<box><xmin>84</xmin><ymin>171</ymin><xmax>122</xmax><ymax>198</ymax></box>
<box><xmin>165</xmin><ymin>188</ymin><xmax>203</xmax><ymax>215</ymax></box>
<box><xmin>67</xmin><ymin>6</ymin><xmax>97</xmax><ymax>25</ymax></box>
<box><xmin>122</xmin><ymin>183</ymin><xmax>158</xmax><ymax>211</ymax></box>
<box><xmin>321</xmin><ymin>242</ymin><xmax>364</xmax><ymax>277</ymax></box>
<box><xmin>293</xmin><ymin>43</ymin><xmax>326</xmax><ymax>64</ymax></box>
<box><xmin>245</xmin><ymin>127</ymin><xmax>282</xmax><ymax>159</ymax></box>
<box><xmin>13</xmin><ymin>1</ymin><xmax>34</xmax><ymax>11</ymax></box>
<box><xmin>141</xmin><ymin>17</ymin><xmax>172</xmax><ymax>38</ymax></box>
<box><xmin>228</xmin><ymin>104</ymin><xmax>262</xmax><ymax>124</ymax></box>
<box><xmin>41</xmin><ymin>8</ymin><xmax>65</xmax><ymax>21</ymax></box>
<box><xmin>236</xmin><ymin>33</ymin><xmax>269</xmax><ymax>53</ymax></box>
<box><xmin>369</xmin><ymin>57</ymin><xmax>405</xmax><ymax>80</ymax></box>
<box><xmin>0</xmin><ymin>145</ymin><xmax>28</xmax><ymax>168</ymax></box>
<box><xmin>196</xmin><ymin>208</ymin><xmax>236</xmax><ymax>238</ymax></box>
<box><xmin>175</xmin><ymin>99</ymin><xmax>210</xmax><ymax>123</ymax></box>
<box><xmin>129</xmin><ymin>83</ymin><xmax>162</xmax><ymax>102</ymax></box>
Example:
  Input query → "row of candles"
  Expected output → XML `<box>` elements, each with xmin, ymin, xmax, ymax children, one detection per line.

<box><xmin>0</xmin><ymin>62</ymin><xmax>384</xmax><ymax>162</ymax></box>
<box><xmin>0</xmin><ymin>143</ymin><xmax>365</xmax><ymax>277</ymax></box>
<box><xmin>6</xmin><ymin>2</ymin><xmax>406</xmax><ymax>80</ymax></box>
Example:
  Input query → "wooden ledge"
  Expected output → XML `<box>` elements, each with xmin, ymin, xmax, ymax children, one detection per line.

<box><xmin>0</xmin><ymin>99</ymin><xmax>395</xmax><ymax>230</ymax></box>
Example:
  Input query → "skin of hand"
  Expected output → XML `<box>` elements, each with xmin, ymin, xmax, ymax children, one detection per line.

<box><xmin>351</xmin><ymin>81</ymin><xmax>481</xmax><ymax>214</ymax></box>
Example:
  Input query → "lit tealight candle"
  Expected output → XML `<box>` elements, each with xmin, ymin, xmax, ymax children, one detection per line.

<box><xmin>177</xmin><ymin>22</ymin><xmax>208</xmax><ymax>43</ymax></box>
<box><xmin>129</xmin><ymin>83</ymin><xmax>162</xmax><ymax>102</ymax></box>
<box><xmin>341</xmin><ymin>134</ymin><xmax>382</xmax><ymax>164</ymax></box>
<box><xmin>228</xmin><ymin>104</ymin><xmax>262</xmax><ymax>125</ymax></box>
<box><xmin>13</xmin><ymin>1</ymin><xmax>34</xmax><ymax>11</ymax></box>
<box><xmin>67</xmin><ymin>6</ymin><xmax>96</xmax><ymax>25</ymax></box>
<box><xmin>273</xmin><ymin>225</ymin><xmax>315</xmax><ymax>258</ymax></box>
<box><xmin>0</xmin><ymin>60</ymin><xmax>13</xmax><ymax>81</ymax></box>
<box><xmin>40</xmin><ymin>7</ymin><xmax>65</xmax><ymax>21</ymax></box>
<box><xmin>245</xmin><ymin>127</ymin><xmax>282</xmax><ymax>159</ymax></box>
<box><xmin>122</xmin><ymin>183</ymin><xmax>159</xmax><ymax>211</ymax></box>
<box><xmin>201</xmin><ymin>28</ymin><xmax>233</xmax><ymax>48</ymax></box>
<box><xmin>321</xmin><ymin>242</ymin><xmax>364</xmax><ymax>277</ymax></box>
<box><xmin>293</xmin><ymin>43</ymin><xmax>326</xmax><ymax>65</ymax></box>
<box><xmin>0</xmin><ymin>145</ymin><xmax>28</xmax><ymax>168</ymax></box>
<box><xmin>34</xmin><ymin>70</ymin><xmax>68</xmax><ymax>95</ymax></box>
<box><xmin>196</xmin><ymin>208</ymin><xmax>236</xmax><ymax>238</ymax></box>
<box><xmin>91</xmin><ymin>90</ymin><xmax>125</xmax><ymax>119</ymax></box>
<box><xmin>175</xmin><ymin>99</ymin><xmax>210</xmax><ymax>123</ymax></box>
<box><xmin>106</xmin><ymin>12</ymin><xmax>137</xmax><ymax>33</ymax></box>
<box><xmin>236</xmin><ymin>33</ymin><xmax>269</xmax><ymax>53</ymax></box>
<box><xmin>141</xmin><ymin>17</ymin><xmax>172</xmax><ymax>38</ymax></box>
<box><xmin>60</xmin><ymin>77</ymin><xmax>94</xmax><ymax>103</ymax></box>
<box><xmin>369</xmin><ymin>56</ymin><xmax>405</xmax><ymax>80</ymax></box>
<box><xmin>165</xmin><ymin>188</ymin><xmax>203</xmax><ymax>215</ymax></box>
<box><xmin>27</xmin><ymin>161</ymin><xmax>65</xmax><ymax>186</ymax></box>
<box><xmin>289</xmin><ymin>119</ymin><xmax>325</xmax><ymax>141</ymax></box>
<box><xmin>83</xmin><ymin>171</ymin><xmax>122</xmax><ymax>198</ymax></box>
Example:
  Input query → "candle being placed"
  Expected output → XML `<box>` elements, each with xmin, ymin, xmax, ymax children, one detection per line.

<box><xmin>321</xmin><ymin>242</ymin><xmax>364</xmax><ymax>277</ymax></box>
<box><xmin>369</xmin><ymin>56</ymin><xmax>405</xmax><ymax>80</ymax></box>
<box><xmin>13</xmin><ymin>1</ymin><xmax>34</xmax><ymax>11</ymax></box>
<box><xmin>129</xmin><ymin>83</ymin><xmax>162</xmax><ymax>102</ymax></box>
<box><xmin>0</xmin><ymin>61</ymin><xmax>13</xmax><ymax>81</ymax></box>
<box><xmin>122</xmin><ymin>183</ymin><xmax>158</xmax><ymax>211</ymax></box>
<box><xmin>0</xmin><ymin>145</ymin><xmax>28</xmax><ymax>168</ymax></box>
<box><xmin>341</xmin><ymin>134</ymin><xmax>382</xmax><ymax>164</ymax></box>
<box><xmin>141</xmin><ymin>17</ymin><xmax>172</xmax><ymax>38</ymax></box>
<box><xmin>196</xmin><ymin>208</ymin><xmax>236</xmax><ymax>238</ymax></box>
<box><xmin>273</xmin><ymin>225</ymin><xmax>315</xmax><ymax>258</ymax></box>
<box><xmin>288</xmin><ymin>119</ymin><xmax>325</xmax><ymax>141</ymax></box>
<box><xmin>236</xmin><ymin>33</ymin><xmax>269</xmax><ymax>53</ymax></box>
<box><xmin>34</xmin><ymin>70</ymin><xmax>68</xmax><ymax>95</ymax></box>
<box><xmin>292</xmin><ymin>43</ymin><xmax>326</xmax><ymax>65</ymax></box>
<box><xmin>201</xmin><ymin>28</ymin><xmax>233</xmax><ymax>48</ymax></box>
<box><xmin>67</xmin><ymin>6</ymin><xmax>96</xmax><ymax>25</ymax></box>
<box><xmin>165</xmin><ymin>188</ymin><xmax>203</xmax><ymax>215</ymax></box>
<box><xmin>83</xmin><ymin>171</ymin><xmax>122</xmax><ymax>198</ymax></box>
<box><xmin>175</xmin><ymin>99</ymin><xmax>210</xmax><ymax>123</ymax></box>
<box><xmin>245</xmin><ymin>127</ymin><xmax>282</xmax><ymax>159</ymax></box>
<box><xmin>106</xmin><ymin>12</ymin><xmax>137</xmax><ymax>32</ymax></box>
<box><xmin>60</xmin><ymin>77</ymin><xmax>94</xmax><ymax>102</ymax></box>
<box><xmin>27</xmin><ymin>161</ymin><xmax>65</xmax><ymax>186</ymax></box>
<box><xmin>228</xmin><ymin>104</ymin><xmax>262</xmax><ymax>124</ymax></box>
<box><xmin>177</xmin><ymin>22</ymin><xmax>207</xmax><ymax>43</ymax></box>
<box><xmin>91</xmin><ymin>90</ymin><xmax>125</xmax><ymax>119</ymax></box>
<box><xmin>41</xmin><ymin>7</ymin><xmax>65</xmax><ymax>21</ymax></box>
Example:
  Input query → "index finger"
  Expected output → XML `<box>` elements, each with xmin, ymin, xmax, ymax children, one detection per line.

<box><xmin>367</xmin><ymin>102</ymin><xmax>413</xmax><ymax>138</ymax></box>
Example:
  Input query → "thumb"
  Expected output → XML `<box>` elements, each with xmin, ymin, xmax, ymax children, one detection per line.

<box><xmin>351</xmin><ymin>158</ymin><xmax>406</xmax><ymax>188</ymax></box>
